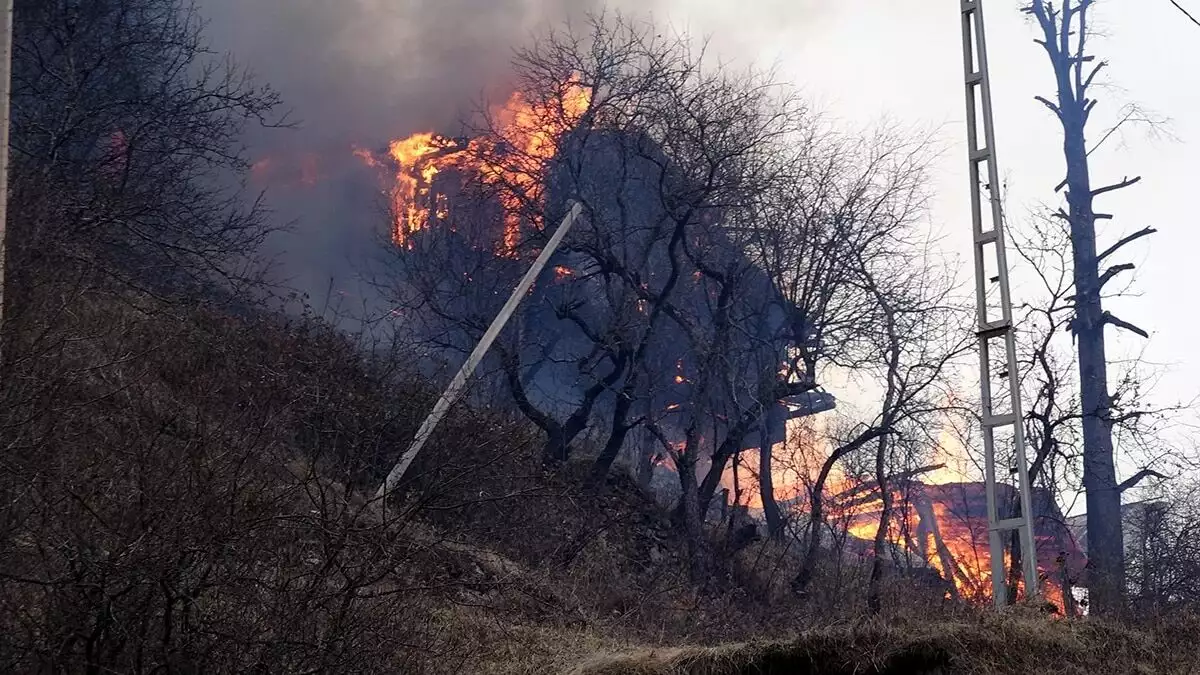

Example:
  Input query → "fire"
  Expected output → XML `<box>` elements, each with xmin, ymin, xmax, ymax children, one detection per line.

<box><xmin>369</xmin><ymin>77</ymin><xmax>592</xmax><ymax>250</ymax></box>
<box><xmin>353</xmin><ymin>145</ymin><xmax>383</xmax><ymax>169</ymax></box>
<box><xmin>385</xmin><ymin>133</ymin><xmax>452</xmax><ymax>246</ymax></box>
<box><xmin>553</xmin><ymin>265</ymin><xmax>574</xmax><ymax>280</ymax></box>
<box><xmin>714</xmin><ymin>414</ymin><xmax>1073</xmax><ymax>611</ymax></box>
<box><xmin>838</xmin><ymin>484</ymin><xmax>1071</xmax><ymax>610</ymax></box>
<box><xmin>718</xmin><ymin>418</ymin><xmax>827</xmax><ymax>510</ymax></box>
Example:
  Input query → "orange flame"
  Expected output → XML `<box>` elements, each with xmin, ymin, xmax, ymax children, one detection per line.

<box><xmin>353</xmin><ymin>145</ymin><xmax>383</xmax><ymax>169</ymax></box>
<box><xmin>714</xmin><ymin>416</ymin><xmax>1070</xmax><ymax>611</ymax></box>
<box><xmin>839</xmin><ymin>487</ymin><xmax>1069</xmax><ymax>609</ymax></box>
<box><xmin>372</xmin><ymin>78</ymin><xmax>592</xmax><ymax>251</ymax></box>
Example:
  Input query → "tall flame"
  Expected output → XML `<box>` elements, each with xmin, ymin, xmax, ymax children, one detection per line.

<box><xmin>368</xmin><ymin>78</ymin><xmax>592</xmax><ymax>251</ymax></box>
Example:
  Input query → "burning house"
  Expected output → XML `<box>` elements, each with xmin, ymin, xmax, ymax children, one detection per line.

<box><xmin>374</xmin><ymin>83</ymin><xmax>830</xmax><ymax>478</ymax></box>
<box><xmin>366</xmin><ymin>80</ymin><xmax>1085</xmax><ymax>611</ymax></box>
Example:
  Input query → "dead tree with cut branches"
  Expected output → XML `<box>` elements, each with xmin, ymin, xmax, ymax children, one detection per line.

<box><xmin>1024</xmin><ymin>0</ymin><xmax>1161</xmax><ymax>615</ymax></box>
<box><xmin>997</xmin><ymin>211</ymin><xmax>1188</xmax><ymax>609</ymax></box>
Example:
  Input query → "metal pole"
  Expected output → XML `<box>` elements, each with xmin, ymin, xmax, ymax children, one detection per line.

<box><xmin>958</xmin><ymin>0</ymin><xmax>1040</xmax><ymax>606</ymax></box>
<box><xmin>373</xmin><ymin>201</ymin><xmax>585</xmax><ymax>502</ymax></box>
<box><xmin>0</xmin><ymin>0</ymin><xmax>13</xmax><ymax>365</ymax></box>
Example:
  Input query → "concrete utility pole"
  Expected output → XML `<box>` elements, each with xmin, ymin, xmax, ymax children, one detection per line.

<box><xmin>373</xmin><ymin>201</ymin><xmax>585</xmax><ymax>502</ymax></box>
<box><xmin>0</xmin><ymin>0</ymin><xmax>13</xmax><ymax>364</ymax></box>
<box><xmin>957</xmin><ymin>0</ymin><xmax>1040</xmax><ymax>607</ymax></box>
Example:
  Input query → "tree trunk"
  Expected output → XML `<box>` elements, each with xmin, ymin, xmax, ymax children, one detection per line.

<box><xmin>541</xmin><ymin>410</ymin><xmax>589</xmax><ymax>465</ymax></box>
<box><xmin>695</xmin><ymin>417</ymin><xmax>756</xmax><ymax>515</ymax></box>
<box><xmin>588</xmin><ymin>389</ymin><xmax>636</xmax><ymax>486</ymax></box>
<box><xmin>792</xmin><ymin>462</ymin><xmax>834</xmax><ymax>595</ymax></box>
<box><xmin>792</xmin><ymin>429</ymin><xmax>886</xmax><ymax>594</ymax></box>
<box><xmin>759</xmin><ymin>403</ymin><xmax>785</xmax><ymax>540</ymax></box>
<box><xmin>1063</xmin><ymin>108</ymin><xmax>1125</xmax><ymax>616</ymax></box>
<box><xmin>1029</xmin><ymin>0</ymin><xmax>1128</xmax><ymax>617</ymax></box>
<box><xmin>866</xmin><ymin>435</ymin><xmax>891</xmax><ymax>613</ymax></box>
<box><xmin>676</xmin><ymin>450</ymin><xmax>711</xmax><ymax>583</ymax></box>
<box><xmin>540</xmin><ymin>353</ymin><xmax>629</xmax><ymax>466</ymax></box>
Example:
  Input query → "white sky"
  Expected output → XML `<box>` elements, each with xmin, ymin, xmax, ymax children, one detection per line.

<box><xmin>651</xmin><ymin>1</ymin><xmax>1199</xmax><ymax>445</ymax></box>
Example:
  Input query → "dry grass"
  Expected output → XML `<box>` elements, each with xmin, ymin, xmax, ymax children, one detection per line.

<box><xmin>3</xmin><ymin>283</ymin><xmax>1195</xmax><ymax>674</ymax></box>
<box><xmin>568</xmin><ymin>610</ymin><xmax>1197</xmax><ymax>675</ymax></box>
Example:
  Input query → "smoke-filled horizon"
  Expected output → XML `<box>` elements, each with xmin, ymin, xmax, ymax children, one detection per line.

<box><xmin>197</xmin><ymin>0</ymin><xmax>659</xmax><ymax>313</ymax></box>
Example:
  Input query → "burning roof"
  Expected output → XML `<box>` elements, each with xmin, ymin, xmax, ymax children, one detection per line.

<box><xmin>369</xmin><ymin>78</ymin><xmax>592</xmax><ymax>251</ymax></box>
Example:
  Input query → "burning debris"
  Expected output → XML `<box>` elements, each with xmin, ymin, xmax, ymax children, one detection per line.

<box><xmin>830</xmin><ymin>478</ymin><xmax>1086</xmax><ymax>611</ymax></box>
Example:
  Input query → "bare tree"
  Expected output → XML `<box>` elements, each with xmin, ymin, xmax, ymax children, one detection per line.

<box><xmin>860</xmin><ymin>246</ymin><xmax>973</xmax><ymax>613</ymax></box>
<box><xmin>998</xmin><ymin>210</ymin><xmax>1188</xmax><ymax>609</ymax></box>
<box><xmin>8</xmin><ymin>0</ymin><xmax>283</xmax><ymax>312</ymax></box>
<box><xmin>1024</xmin><ymin>0</ymin><xmax>1161</xmax><ymax>615</ymax></box>
<box><xmin>728</xmin><ymin>125</ymin><xmax>966</xmax><ymax>596</ymax></box>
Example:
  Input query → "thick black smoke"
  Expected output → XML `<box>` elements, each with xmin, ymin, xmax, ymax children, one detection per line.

<box><xmin>196</xmin><ymin>0</ymin><xmax>652</xmax><ymax>314</ymax></box>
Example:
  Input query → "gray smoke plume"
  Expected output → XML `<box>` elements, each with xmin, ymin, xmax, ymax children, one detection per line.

<box><xmin>195</xmin><ymin>0</ymin><xmax>653</xmax><ymax>314</ymax></box>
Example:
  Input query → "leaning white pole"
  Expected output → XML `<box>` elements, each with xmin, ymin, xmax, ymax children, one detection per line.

<box><xmin>373</xmin><ymin>201</ymin><xmax>585</xmax><ymax>502</ymax></box>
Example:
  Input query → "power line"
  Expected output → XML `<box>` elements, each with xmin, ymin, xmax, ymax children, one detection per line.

<box><xmin>1170</xmin><ymin>0</ymin><xmax>1200</xmax><ymax>27</ymax></box>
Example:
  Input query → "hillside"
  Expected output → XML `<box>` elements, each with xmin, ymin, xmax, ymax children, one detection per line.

<box><xmin>0</xmin><ymin>288</ymin><xmax>1193</xmax><ymax>673</ymax></box>
<box><xmin>0</xmin><ymin>286</ymin><xmax>783</xmax><ymax>672</ymax></box>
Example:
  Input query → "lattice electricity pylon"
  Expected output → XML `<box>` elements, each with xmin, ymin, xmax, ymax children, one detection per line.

<box><xmin>958</xmin><ymin>0</ymin><xmax>1039</xmax><ymax>607</ymax></box>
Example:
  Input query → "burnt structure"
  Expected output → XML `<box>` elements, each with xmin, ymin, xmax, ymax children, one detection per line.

<box><xmin>839</xmin><ymin>480</ymin><xmax>1087</xmax><ymax>603</ymax></box>
<box><xmin>392</xmin><ymin>127</ymin><xmax>832</xmax><ymax>475</ymax></box>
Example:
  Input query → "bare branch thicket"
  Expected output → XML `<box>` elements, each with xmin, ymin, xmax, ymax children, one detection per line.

<box><xmin>1125</xmin><ymin>484</ymin><xmax>1200</xmax><ymax>616</ymax></box>
<box><xmin>7</xmin><ymin>0</ymin><xmax>286</xmax><ymax>319</ymax></box>
<box><xmin>377</xmin><ymin>15</ymin><xmax>825</xmax><ymax>581</ymax></box>
<box><xmin>984</xmin><ymin>198</ymin><xmax>1193</xmax><ymax>608</ymax></box>
<box><xmin>747</xmin><ymin>128</ymin><xmax>974</xmax><ymax>597</ymax></box>
<box><xmin>859</xmin><ymin>242</ymin><xmax>976</xmax><ymax>613</ymax></box>
<box><xmin>379</xmin><ymin>17</ymin><xmax>692</xmax><ymax>473</ymax></box>
<box><xmin>0</xmin><ymin>1</ymin><xmax>550</xmax><ymax>671</ymax></box>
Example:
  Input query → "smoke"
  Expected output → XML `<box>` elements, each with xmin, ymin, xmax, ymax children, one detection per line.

<box><xmin>195</xmin><ymin>0</ymin><xmax>655</xmax><ymax>312</ymax></box>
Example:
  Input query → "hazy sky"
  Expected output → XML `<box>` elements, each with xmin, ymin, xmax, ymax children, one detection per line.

<box><xmin>662</xmin><ymin>0</ymin><xmax>1200</xmax><ymax>430</ymax></box>
<box><xmin>203</xmin><ymin>0</ymin><xmax>1198</xmax><ymax>488</ymax></box>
